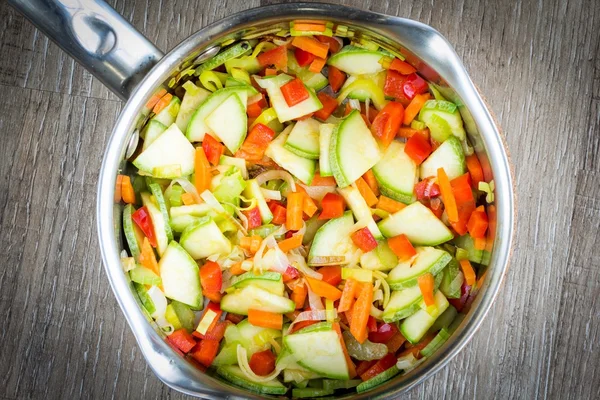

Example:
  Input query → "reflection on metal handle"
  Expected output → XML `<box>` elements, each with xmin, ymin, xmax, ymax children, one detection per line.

<box><xmin>8</xmin><ymin>0</ymin><xmax>164</xmax><ymax>100</ymax></box>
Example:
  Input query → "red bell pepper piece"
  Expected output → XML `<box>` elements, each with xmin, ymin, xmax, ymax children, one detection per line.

<box><xmin>404</xmin><ymin>132</ymin><xmax>433</xmax><ymax>165</ymax></box>
<box><xmin>384</xmin><ymin>70</ymin><xmax>411</xmax><ymax>105</ymax></box>
<box><xmin>389</xmin><ymin>58</ymin><xmax>417</xmax><ymax>75</ymax></box>
<box><xmin>367</xmin><ymin>316</ymin><xmax>378</xmax><ymax>333</ymax></box>
<box><xmin>131</xmin><ymin>206</ymin><xmax>157</xmax><ymax>247</ymax></box>
<box><xmin>249</xmin><ymin>349</ymin><xmax>277</xmax><ymax>376</ymax></box>
<box><xmin>282</xmin><ymin>266</ymin><xmax>300</xmax><ymax>283</ymax></box>
<box><xmin>167</xmin><ymin>329</ymin><xmax>197</xmax><ymax>353</ymax></box>
<box><xmin>327</xmin><ymin>65</ymin><xmax>346</xmax><ymax>92</ymax></box>
<box><xmin>247</xmin><ymin>101</ymin><xmax>263</xmax><ymax>118</ymax></box>
<box><xmin>269</xmin><ymin>201</ymin><xmax>287</xmax><ymax>225</ymax></box>
<box><xmin>351</xmin><ymin>227</ymin><xmax>378</xmax><ymax>252</ymax></box>
<box><xmin>360</xmin><ymin>353</ymin><xmax>397</xmax><ymax>381</ymax></box>
<box><xmin>190</xmin><ymin>339</ymin><xmax>220</xmax><ymax>367</ymax></box>
<box><xmin>385</xmin><ymin>331</ymin><xmax>407</xmax><ymax>354</ymax></box>
<box><xmin>199</xmin><ymin>261</ymin><xmax>223</xmax><ymax>293</ymax></box>
<box><xmin>194</xmin><ymin>302</ymin><xmax>223</xmax><ymax>339</ymax></box>
<box><xmin>450</xmin><ymin>200</ymin><xmax>476</xmax><ymax>236</ymax></box>
<box><xmin>203</xmin><ymin>320</ymin><xmax>231</xmax><ymax>342</ymax></box>
<box><xmin>243</xmin><ymin>206</ymin><xmax>262</xmax><ymax>229</ymax></box>
<box><xmin>202</xmin><ymin>134</ymin><xmax>225</xmax><ymax>166</ymax></box>
<box><xmin>316</xmin><ymin>35</ymin><xmax>342</xmax><ymax>53</ymax></box>
<box><xmin>451</xmin><ymin>173</ymin><xmax>474</xmax><ymax>206</ymax></box>
<box><xmin>313</xmin><ymin>92</ymin><xmax>339</xmax><ymax>121</ymax></box>
<box><xmin>294</xmin><ymin>47</ymin><xmax>315</xmax><ymax>67</ymax></box>
<box><xmin>257</xmin><ymin>45</ymin><xmax>288</xmax><ymax>70</ymax></box>
<box><xmin>387</xmin><ymin>234</ymin><xmax>417</xmax><ymax>261</ymax></box>
<box><xmin>369</xmin><ymin>322</ymin><xmax>399</xmax><ymax>344</ymax></box>
<box><xmin>402</xmin><ymin>73</ymin><xmax>429</xmax><ymax>99</ymax></box>
<box><xmin>318</xmin><ymin>193</ymin><xmax>346</xmax><ymax>220</ymax></box>
<box><xmin>467</xmin><ymin>206</ymin><xmax>489</xmax><ymax>238</ymax></box>
<box><xmin>370</xmin><ymin>101</ymin><xmax>405</xmax><ymax>147</ymax></box>
<box><xmin>317</xmin><ymin>266</ymin><xmax>342</xmax><ymax>286</ymax></box>
<box><xmin>415</xmin><ymin>177</ymin><xmax>441</xmax><ymax>201</ymax></box>
<box><xmin>236</xmin><ymin>123</ymin><xmax>276</xmax><ymax>161</ymax></box>
<box><xmin>280</xmin><ymin>78</ymin><xmax>309</xmax><ymax>107</ymax></box>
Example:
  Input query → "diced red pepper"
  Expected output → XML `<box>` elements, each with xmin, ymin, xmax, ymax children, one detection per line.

<box><xmin>283</xmin><ymin>266</ymin><xmax>300</xmax><ymax>283</ymax></box>
<box><xmin>236</xmin><ymin>123</ymin><xmax>276</xmax><ymax>161</ymax></box>
<box><xmin>370</xmin><ymin>101</ymin><xmax>405</xmax><ymax>147</ymax></box>
<box><xmin>203</xmin><ymin>320</ymin><xmax>231</xmax><ymax>342</ymax></box>
<box><xmin>280</xmin><ymin>78</ymin><xmax>309</xmax><ymax>107</ymax></box>
<box><xmin>467</xmin><ymin>206</ymin><xmax>489</xmax><ymax>238</ymax></box>
<box><xmin>249</xmin><ymin>349</ymin><xmax>277</xmax><ymax>376</ymax></box>
<box><xmin>194</xmin><ymin>302</ymin><xmax>223</xmax><ymax>339</ymax></box>
<box><xmin>199</xmin><ymin>261</ymin><xmax>223</xmax><ymax>293</ymax></box>
<box><xmin>402</xmin><ymin>73</ymin><xmax>429</xmax><ymax>99</ymax></box>
<box><xmin>167</xmin><ymin>329</ymin><xmax>197</xmax><ymax>353</ymax></box>
<box><xmin>389</xmin><ymin>58</ymin><xmax>417</xmax><ymax>75</ymax></box>
<box><xmin>317</xmin><ymin>266</ymin><xmax>342</xmax><ymax>287</ymax></box>
<box><xmin>269</xmin><ymin>201</ymin><xmax>287</xmax><ymax>225</ymax></box>
<box><xmin>450</xmin><ymin>200</ymin><xmax>476</xmax><ymax>236</ymax></box>
<box><xmin>360</xmin><ymin>353</ymin><xmax>397</xmax><ymax>381</ymax></box>
<box><xmin>384</xmin><ymin>70</ymin><xmax>411</xmax><ymax>105</ymax></box>
<box><xmin>451</xmin><ymin>173</ymin><xmax>474</xmax><ymax>205</ymax></box>
<box><xmin>313</xmin><ymin>92</ymin><xmax>339</xmax><ymax>121</ymax></box>
<box><xmin>388</xmin><ymin>234</ymin><xmax>417</xmax><ymax>261</ymax></box>
<box><xmin>404</xmin><ymin>132</ymin><xmax>433</xmax><ymax>165</ymax></box>
<box><xmin>243</xmin><ymin>206</ymin><xmax>262</xmax><ymax>229</ymax></box>
<box><xmin>202</xmin><ymin>134</ymin><xmax>225</xmax><ymax>166</ymax></box>
<box><xmin>318</xmin><ymin>193</ymin><xmax>346</xmax><ymax>220</ymax></box>
<box><xmin>316</xmin><ymin>35</ymin><xmax>342</xmax><ymax>53</ymax></box>
<box><xmin>351</xmin><ymin>227</ymin><xmax>378</xmax><ymax>252</ymax></box>
<box><xmin>415</xmin><ymin>178</ymin><xmax>441</xmax><ymax>201</ymax></box>
<box><xmin>367</xmin><ymin>316</ymin><xmax>378</xmax><ymax>333</ymax></box>
<box><xmin>368</xmin><ymin>322</ymin><xmax>399</xmax><ymax>344</ymax></box>
<box><xmin>190</xmin><ymin>339</ymin><xmax>220</xmax><ymax>367</ymax></box>
<box><xmin>247</xmin><ymin>101</ymin><xmax>264</xmax><ymax>118</ymax></box>
<box><xmin>131</xmin><ymin>206</ymin><xmax>157</xmax><ymax>247</ymax></box>
<box><xmin>327</xmin><ymin>65</ymin><xmax>346</xmax><ymax>92</ymax></box>
<box><xmin>257</xmin><ymin>45</ymin><xmax>288</xmax><ymax>70</ymax></box>
<box><xmin>294</xmin><ymin>47</ymin><xmax>316</xmax><ymax>67</ymax></box>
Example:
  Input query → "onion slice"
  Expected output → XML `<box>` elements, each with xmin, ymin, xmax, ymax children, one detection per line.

<box><xmin>286</xmin><ymin>309</ymin><xmax>329</xmax><ymax>334</ymax></box>
<box><xmin>237</xmin><ymin>345</ymin><xmax>282</xmax><ymax>382</ymax></box>
<box><xmin>255</xmin><ymin>170</ymin><xmax>296</xmax><ymax>193</ymax></box>
<box><xmin>306</xmin><ymin>282</ymin><xmax>324</xmax><ymax>310</ymax></box>
<box><xmin>260</xmin><ymin>187</ymin><xmax>282</xmax><ymax>201</ymax></box>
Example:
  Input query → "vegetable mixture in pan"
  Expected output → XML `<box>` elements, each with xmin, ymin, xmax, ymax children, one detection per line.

<box><xmin>117</xmin><ymin>20</ymin><xmax>496</xmax><ymax>398</ymax></box>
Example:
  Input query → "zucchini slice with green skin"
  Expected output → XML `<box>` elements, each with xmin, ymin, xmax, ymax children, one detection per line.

<box><xmin>377</xmin><ymin>202</ymin><xmax>453</xmax><ymax>245</ymax></box>
<box><xmin>284</xmin><ymin>322</ymin><xmax>350</xmax><ymax>380</ymax></box>
<box><xmin>229</xmin><ymin>271</ymin><xmax>284</xmax><ymax>296</ymax></box>
<box><xmin>158</xmin><ymin>241</ymin><xmax>203</xmax><ymax>308</ymax></box>
<box><xmin>387</xmin><ymin>247</ymin><xmax>452</xmax><ymax>290</ymax></box>
<box><xmin>146</xmin><ymin>178</ymin><xmax>173</xmax><ymax>242</ymax></box>
<box><xmin>220</xmin><ymin>285</ymin><xmax>295</xmax><ymax>315</ymax></box>
<box><xmin>179</xmin><ymin>216</ymin><xmax>232</xmax><ymax>260</ymax></box>
<box><xmin>318</xmin><ymin>123</ymin><xmax>335</xmax><ymax>176</ymax></box>
<box><xmin>327</xmin><ymin>45</ymin><xmax>387</xmax><ymax>75</ymax></box>
<box><xmin>420</xmin><ymin>136</ymin><xmax>466</xmax><ymax>180</ymax></box>
<box><xmin>151</xmin><ymin>96</ymin><xmax>180</xmax><ymax>126</ymax></box>
<box><xmin>216</xmin><ymin>365</ymin><xmax>287</xmax><ymax>395</ymax></box>
<box><xmin>308</xmin><ymin>211</ymin><xmax>357</xmax><ymax>266</ymax></box>
<box><xmin>255</xmin><ymin>74</ymin><xmax>323</xmax><ymax>122</ymax></box>
<box><xmin>330</xmin><ymin>110</ymin><xmax>382</xmax><ymax>188</ymax></box>
<box><xmin>265</xmin><ymin>126</ymin><xmax>316</xmax><ymax>185</ymax></box>
<box><xmin>195</xmin><ymin>41</ymin><xmax>253</xmax><ymax>74</ymax></box>
<box><xmin>356</xmin><ymin>366</ymin><xmax>401</xmax><ymax>393</ymax></box>
<box><xmin>140</xmin><ymin>192</ymin><xmax>169</xmax><ymax>256</ymax></box>
<box><xmin>439</xmin><ymin>258</ymin><xmax>464</xmax><ymax>299</ymax></box>
<box><xmin>175</xmin><ymin>82</ymin><xmax>210</xmax><ymax>132</ymax></box>
<box><xmin>140</xmin><ymin>120</ymin><xmax>166</xmax><ymax>150</ymax></box>
<box><xmin>242</xmin><ymin>179</ymin><xmax>273</xmax><ymax>224</ymax></box>
<box><xmin>133</xmin><ymin>123</ymin><xmax>196</xmax><ymax>179</ymax></box>
<box><xmin>418</xmin><ymin>100</ymin><xmax>466</xmax><ymax>142</ymax></box>
<box><xmin>288</xmin><ymin>51</ymin><xmax>329</xmax><ymax>91</ymax></box>
<box><xmin>204</xmin><ymin>93</ymin><xmax>248</xmax><ymax>153</ymax></box>
<box><xmin>400</xmin><ymin>291</ymin><xmax>450</xmax><ymax>344</ymax></box>
<box><xmin>382</xmin><ymin>285</ymin><xmax>423</xmax><ymax>322</ymax></box>
<box><xmin>284</xmin><ymin>118</ymin><xmax>321</xmax><ymax>159</ymax></box>
<box><xmin>122</xmin><ymin>204</ymin><xmax>144</xmax><ymax>261</ymax></box>
<box><xmin>373</xmin><ymin>140</ymin><xmax>418</xmax><ymax>204</ymax></box>
<box><xmin>337</xmin><ymin>185</ymin><xmax>383</xmax><ymax>240</ymax></box>
<box><xmin>359</xmin><ymin>241</ymin><xmax>398</xmax><ymax>271</ymax></box>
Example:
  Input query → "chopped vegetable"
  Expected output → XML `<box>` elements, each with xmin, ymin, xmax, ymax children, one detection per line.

<box><xmin>370</xmin><ymin>101</ymin><xmax>405</xmax><ymax>147</ymax></box>
<box><xmin>168</xmin><ymin>328</ymin><xmax>197</xmax><ymax>353</ymax></box>
<box><xmin>404</xmin><ymin>132</ymin><xmax>433</xmax><ymax>165</ymax></box>
<box><xmin>257</xmin><ymin>45</ymin><xmax>288</xmax><ymax>70</ymax></box>
<box><xmin>286</xmin><ymin>191</ymin><xmax>305</xmax><ymax>230</ymax></box>
<box><xmin>292</xmin><ymin>36</ymin><xmax>329</xmax><ymax>59</ymax></box>
<box><xmin>132</xmin><ymin>207</ymin><xmax>157</xmax><ymax>248</ymax></box>
<box><xmin>466</xmin><ymin>154</ymin><xmax>484</xmax><ymax>187</ymax></box>
<box><xmin>294</xmin><ymin>47</ymin><xmax>316</xmax><ymax>67</ymax></box>
<box><xmin>280</xmin><ymin>78</ymin><xmax>310</xmax><ymax>107</ymax></box>
<box><xmin>467</xmin><ymin>205</ymin><xmax>489</xmax><ymax>238</ymax></box>
<box><xmin>248</xmin><ymin>309</ymin><xmax>283</xmax><ymax>329</ymax></box>
<box><xmin>417</xmin><ymin>273</ymin><xmax>435</xmax><ymax>307</ymax></box>
<box><xmin>389</xmin><ymin>58</ymin><xmax>416</xmax><ymax>75</ymax></box>
<box><xmin>319</xmin><ymin>192</ymin><xmax>345</xmax><ymax>219</ymax></box>
<box><xmin>194</xmin><ymin>147</ymin><xmax>211</xmax><ymax>194</ymax></box>
<box><xmin>437</xmin><ymin>167</ymin><xmax>459</xmax><ymax>223</ymax></box>
<box><xmin>350</xmin><ymin>283</ymin><xmax>374</xmax><ymax>344</ymax></box>
<box><xmin>387</xmin><ymin>234</ymin><xmax>416</xmax><ymax>261</ymax></box>
<box><xmin>351</xmin><ymin>227</ymin><xmax>378</xmax><ymax>252</ymax></box>
<box><xmin>120</xmin><ymin>175</ymin><xmax>136</xmax><ymax>204</ymax></box>
<box><xmin>306</xmin><ymin>276</ymin><xmax>342</xmax><ymax>301</ymax></box>
<box><xmin>318</xmin><ymin>265</ymin><xmax>342</xmax><ymax>286</ymax></box>
<box><xmin>459</xmin><ymin>259</ymin><xmax>476</xmax><ymax>286</ymax></box>
<box><xmin>376</xmin><ymin>196</ymin><xmax>406</xmax><ymax>214</ymax></box>
<box><xmin>249</xmin><ymin>349</ymin><xmax>277</xmax><ymax>376</ymax></box>
<box><xmin>328</xmin><ymin>65</ymin><xmax>347</xmax><ymax>92</ymax></box>
<box><xmin>403</xmin><ymin>93</ymin><xmax>431</xmax><ymax>125</ymax></box>
<box><xmin>236</xmin><ymin>123</ymin><xmax>276</xmax><ymax>161</ymax></box>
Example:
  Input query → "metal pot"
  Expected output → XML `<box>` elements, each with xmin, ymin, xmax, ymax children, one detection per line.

<box><xmin>10</xmin><ymin>1</ymin><xmax>515</xmax><ymax>398</ymax></box>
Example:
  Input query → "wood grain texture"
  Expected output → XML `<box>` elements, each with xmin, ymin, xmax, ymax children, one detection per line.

<box><xmin>0</xmin><ymin>0</ymin><xmax>599</xmax><ymax>399</ymax></box>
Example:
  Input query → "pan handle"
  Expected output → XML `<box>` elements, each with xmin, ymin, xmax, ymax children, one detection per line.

<box><xmin>8</xmin><ymin>0</ymin><xmax>164</xmax><ymax>100</ymax></box>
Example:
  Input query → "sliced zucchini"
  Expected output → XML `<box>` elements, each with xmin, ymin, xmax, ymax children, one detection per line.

<box><xmin>288</xmin><ymin>51</ymin><xmax>329</xmax><ymax>90</ymax></box>
<box><xmin>382</xmin><ymin>285</ymin><xmax>423</xmax><ymax>322</ymax></box>
<box><xmin>255</xmin><ymin>74</ymin><xmax>323</xmax><ymax>122</ymax></box>
<box><xmin>330</xmin><ymin>110</ymin><xmax>382</xmax><ymax>188</ymax></box>
<box><xmin>420</xmin><ymin>136</ymin><xmax>466</xmax><ymax>180</ymax></box>
<box><xmin>140</xmin><ymin>192</ymin><xmax>169</xmax><ymax>256</ymax></box>
<box><xmin>318</xmin><ymin>123</ymin><xmax>335</xmax><ymax>176</ymax></box>
<box><xmin>284</xmin><ymin>118</ymin><xmax>321</xmax><ymax>159</ymax></box>
<box><xmin>196</xmin><ymin>41</ymin><xmax>252</xmax><ymax>74</ymax></box>
<box><xmin>439</xmin><ymin>258</ymin><xmax>464</xmax><ymax>299</ymax></box>
<box><xmin>146</xmin><ymin>178</ymin><xmax>173</xmax><ymax>242</ymax></box>
<box><xmin>140</xmin><ymin>120</ymin><xmax>167</xmax><ymax>150</ymax></box>
<box><xmin>216</xmin><ymin>365</ymin><xmax>287</xmax><ymax>395</ymax></box>
<box><xmin>377</xmin><ymin>202</ymin><xmax>453</xmax><ymax>246</ymax></box>
<box><xmin>337</xmin><ymin>185</ymin><xmax>383</xmax><ymax>240</ymax></box>
<box><xmin>265</xmin><ymin>126</ymin><xmax>316</xmax><ymax>185</ymax></box>
<box><xmin>151</xmin><ymin>96</ymin><xmax>180</xmax><ymax>126</ymax></box>
<box><xmin>418</xmin><ymin>100</ymin><xmax>466</xmax><ymax>142</ymax></box>
<box><xmin>158</xmin><ymin>241</ymin><xmax>203</xmax><ymax>308</ymax></box>
<box><xmin>179</xmin><ymin>216</ymin><xmax>232</xmax><ymax>259</ymax></box>
<box><xmin>175</xmin><ymin>82</ymin><xmax>211</xmax><ymax>132</ymax></box>
<box><xmin>123</xmin><ymin>204</ymin><xmax>145</xmax><ymax>261</ymax></box>
<box><xmin>373</xmin><ymin>141</ymin><xmax>418</xmax><ymax>204</ymax></box>
<box><xmin>356</xmin><ymin>366</ymin><xmax>400</xmax><ymax>393</ymax></box>
<box><xmin>400</xmin><ymin>291</ymin><xmax>450</xmax><ymax>344</ymax></box>
<box><xmin>229</xmin><ymin>271</ymin><xmax>284</xmax><ymax>296</ymax></box>
<box><xmin>387</xmin><ymin>247</ymin><xmax>452</xmax><ymax>290</ymax></box>
<box><xmin>243</xmin><ymin>179</ymin><xmax>273</xmax><ymax>224</ymax></box>
<box><xmin>327</xmin><ymin>45</ymin><xmax>387</xmax><ymax>75</ymax></box>
<box><xmin>308</xmin><ymin>211</ymin><xmax>357</xmax><ymax>266</ymax></box>
<box><xmin>359</xmin><ymin>241</ymin><xmax>398</xmax><ymax>271</ymax></box>
<box><xmin>220</xmin><ymin>285</ymin><xmax>295</xmax><ymax>315</ymax></box>
<box><xmin>204</xmin><ymin>93</ymin><xmax>248</xmax><ymax>153</ymax></box>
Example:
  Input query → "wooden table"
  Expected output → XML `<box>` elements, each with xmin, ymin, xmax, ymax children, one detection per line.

<box><xmin>1</xmin><ymin>0</ymin><xmax>598</xmax><ymax>398</ymax></box>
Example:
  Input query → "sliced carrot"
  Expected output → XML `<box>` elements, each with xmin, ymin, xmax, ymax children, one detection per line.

<box><xmin>398</xmin><ymin>127</ymin><xmax>430</xmax><ymax>139</ymax></box>
<box><xmin>139</xmin><ymin>237</ymin><xmax>159</xmax><ymax>276</ymax></box>
<box><xmin>277</xmin><ymin>235</ymin><xmax>304</xmax><ymax>252</ymax></box>
<box><xmin>286</xmin><ymin>191</ymin><xmax>305</xmax><ymax>231</ymax></box>
<box><xmin>327</xmin><ymin>65</ymin><xmax>346</xmax><ymax>92</ymax></box>
<box><xmin>203</xmin><ymin>290</ymin><xmax>223</xmax><ymax>303</ymax></box>
<box><xmin>437</xmin><ymin>167</ymin><xmax>458</xmax><ymax>223</ymax></box>
<box><xmin>305</xmin><ymin>276</ymin><xmax>342</xmax><ymax>301</ymax></box>
<box><xmin>466</xmin><ymin>154</ymin><xmax>484</xmax><ymax>187</ymax></box>
<box><xmin>311</xmin><ymin>173</ymin><xmax>337</xmax><ymax>186</ymax></box>
<box><xmin>350</xmin><ymin>283</ymin><xmax>373</xmax><ymax>344</ymax></box>
<box><xmin>308</xmin><ymin>57</ymin><xmax>327</xmax><ymax>73</ymax></box>
<box><xmin>333</xmin><ymin>322</ymin><xmax>358</xmax><ymax>379</ymax></box>
<box><xmin>181</xmin><ymin>192</ymin><xmax>196</xmax><ymax>205</ymax></box>
<box><xmin>229</xmin><ymin>262</ymin><xmax>246</xmax><ymax>276</ymax></box>
<box><xmin>355</xmin><ymin>177</ymin><xmax>378</xmax><ymax>207</ymax></box>
<box><xmin>403</xmin><ymin>93</ymin><xmax>431</xmax><ymax>125</ymax></box>
<box><xmin>194</xmin><ymin>147</ymin><xmax>211</xmax><ymax>195</ymax></box>
<box><xmin>291</xmin><ymin>36</ymin><xmax>329</xmax><ymax>59</ymax></box>
<box><xmin>145</xmin><ymin>88</ymin><xmax>167</xmax><ymax>110</ymax></box>
<box><xmin>265</xmin><ymin>68</ymin><xmax>277</xmax><ymax>76</ymax></box>
<box><xmin>459</xmin><ymin>259</ymin><xmax>477</xmax><ymax>286</ymax></box>
<box><xmin>418</xmin><ymin>273</ymin><xmax>435</xmax><ymax>307</ymax></box>
<box><xmin>376</xmin><ymin>196</ymin><xmax>406</xmax><ymax>214</ymax></box>
<box><xmin>388</xmin><ymin>234</ymin><xmax>416</xmax><ymax>261</ymax></box>
<box><xmin>248</xmin><ymin>309</ymin><xmax>283</xmax><ymax>329</ymax></box>
<box><xmin>293</xmin><ymin>22</ymin><xmax>327</xmax><ymax>32</ymax></box>
<box><xmin>303</xmin><ymin>195</ymin><xmax>318</xmax><ymax>218</ymax></box>
<box><xmin>389</xmin><ymin>58</ymin><xmax>417</xmax><ymax>75</ymax></box>
<box><xmin>362</xmin><ymin>170</ymin><xmax>380</xmax><ymax>197</ymax></box>
<box><xmin>152</xmin><ymin>92</ymin><xmax>173</xmax><ymax>114</ymax></box>
<box><xmin>474</xmin><ymin>236</ymin><xmax>487</xmax><ymax>251</ymax></box>
<box><xmin>240</xmin><ymin>236</ymin><xmax>262</xmax><ymax>254</ymax></box>
<box><xmin>121</xmin><ymin>175</ymin><xmax>136</xmax><ymax>204</ymax></box>
<box><xmin>291</xmin><ymin>284</ymin><xmax>307</xmax><ymax>310</ymax></box>
<box><xmin>338</xmin><ymin>278</ymin><xmax>359</xmax><ymax>312</ymax></box>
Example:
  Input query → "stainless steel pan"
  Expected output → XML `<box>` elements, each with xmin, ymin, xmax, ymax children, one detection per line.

<box><xmin>9</xmin><ymin>1</ymin><xmax>515</xmax><ymax>398</ymax></box>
